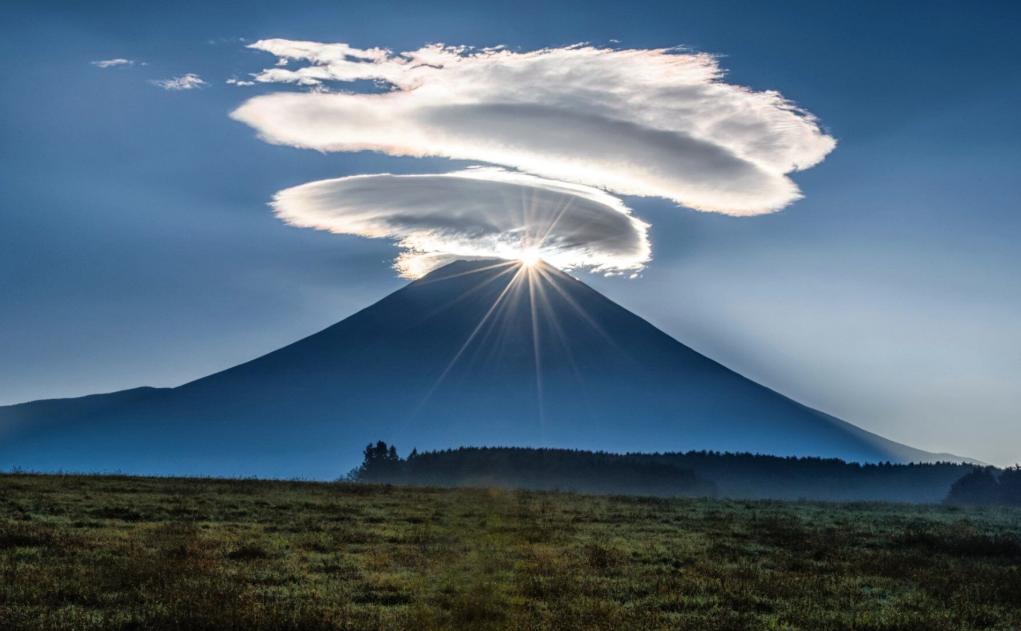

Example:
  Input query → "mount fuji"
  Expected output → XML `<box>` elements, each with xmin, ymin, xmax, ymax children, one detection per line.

<box><xmin>0</xmin><ymin>259</ymin><xmax>965</xmax><ymax>477</ymax></box>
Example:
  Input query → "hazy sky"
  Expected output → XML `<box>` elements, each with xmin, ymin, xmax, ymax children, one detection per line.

<box><xmin>1</xmin><ymin>0</ymin><xmax>1019</xmax><ymax>465</ymax></box>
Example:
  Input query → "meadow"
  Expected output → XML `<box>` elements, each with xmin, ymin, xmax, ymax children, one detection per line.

<box><xmin>2</xmin><ymin>473</ymin><xmax>1020</xmax><ymax>630</ymax></box>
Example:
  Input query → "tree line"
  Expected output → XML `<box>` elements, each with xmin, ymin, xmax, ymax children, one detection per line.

<box><xmin>351</xmin><ymin>441</ymin><xmax>716</xmax><ymax>497</ymax></box>
<box><xmin>349</xmin><ymin>442</ymin><xmax>995</xmax><ymax>503</ymax></box>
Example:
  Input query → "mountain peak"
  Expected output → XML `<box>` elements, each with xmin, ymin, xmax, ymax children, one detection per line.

<box><xmin>417</xmin><ymin>257</ymin><xmax>559</xmax><ymax>281</ymax></box>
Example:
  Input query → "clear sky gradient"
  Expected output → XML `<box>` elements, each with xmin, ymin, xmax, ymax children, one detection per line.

<box><xmin>1</xmin><ymin>0</ymin><xmax>1018</xmax><ymax>464</ymax></box>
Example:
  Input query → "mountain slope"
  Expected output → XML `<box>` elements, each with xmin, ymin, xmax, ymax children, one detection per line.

<box><xmin>0</xmin><ymin>259</ymin><xmax>964</xmax><ymax>477</ymax></box>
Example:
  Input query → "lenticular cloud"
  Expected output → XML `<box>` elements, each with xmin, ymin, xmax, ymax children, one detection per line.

<box><xmin>233</xmin><ymin>40</ymin><xmax>836</xmax><ymax>216</ymax></box>
<box><xmin>271</xmin><ymin>168</ymin><xmax>650</xmax><ymax>279</ymax></box>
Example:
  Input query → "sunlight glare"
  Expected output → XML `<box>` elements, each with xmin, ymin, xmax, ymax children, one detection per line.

<box><xmin>519</xmin><ymin>248</ymin><xmax>542</xmax><ymax>267</ymax></box>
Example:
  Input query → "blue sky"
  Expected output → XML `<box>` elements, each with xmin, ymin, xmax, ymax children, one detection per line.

<box><xmin>1</xmin><ymin>0</ymin><xmax>1019</xmax><ymax>464</ymax></box>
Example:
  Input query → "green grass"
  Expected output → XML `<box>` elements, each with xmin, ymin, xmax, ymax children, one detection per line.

<box><xmin>1</xmin><ymin>473</ymin><xmax>1020</xmax><ymax>630</ymax></box>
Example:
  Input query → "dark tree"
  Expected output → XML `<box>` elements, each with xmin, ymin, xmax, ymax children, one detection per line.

<box><xmin>946</xmin><ymin>468</ymin><xmax>1001</xmax><ymax>506</ymax></box>
<box><xmin>351</xmin><ymin>441</ymin><xmax>403</xmax><ymax>482</ymax></box>
<box><xmin>997</xmin><ymin>466</ymin><xmax>1021</xmax><ymax>506</ymax></box>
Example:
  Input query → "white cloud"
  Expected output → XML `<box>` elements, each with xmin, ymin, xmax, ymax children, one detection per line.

<box><xmin>91</xmin><ymin>58</ymin><xmax>135</xmax><ymax>68</ymax></box>
<box><xmin>271</xmin><ymin>168</ymin><xmax>650</xmax><ymax>279</ymax></box>
<box><xmin>226</xmin><ymin>77</ymin><xmax>256</xmax><ymax>86</ymax></box>
<box><xmin>151</xmin><ymin>73</ymin><xmax>207</xmax><ymax>91</ymax></box>
<box><xmin>232</xmin><ymin>41</ymin><xmax>836</xmax><ymax>216</ymax></box>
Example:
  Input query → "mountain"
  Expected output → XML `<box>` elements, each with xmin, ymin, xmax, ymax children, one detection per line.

<box><xmin>0</xmin><ymin>259</ymin><xmax>966</xmax><ymax>477</ymax></box>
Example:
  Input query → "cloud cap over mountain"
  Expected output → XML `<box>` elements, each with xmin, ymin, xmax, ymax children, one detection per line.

<box><xmin>233</xmin><ymin>41</ymin><xmax>836</xmax><ymax>215</ymax></box>
<box><xmin>272</xmin><ymin>168</ymin><xmax>651</xmax><ymax>278</ymax></box>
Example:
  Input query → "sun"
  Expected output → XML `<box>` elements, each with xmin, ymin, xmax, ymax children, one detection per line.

<box><xmin>518</xmin><ymin>248</ymin><xmax>542</xmax><ymax>267</ymax></box>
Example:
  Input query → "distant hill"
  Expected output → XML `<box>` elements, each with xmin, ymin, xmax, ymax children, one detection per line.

<box><xmin>351</xmin><ymin>444</ymin><xmax>975</xmax><ymax>503</ymax></box>
<box><xmin>0</xmin><ymin>259</ymin><xmax>970</xmax><ymax>477</ymax></box>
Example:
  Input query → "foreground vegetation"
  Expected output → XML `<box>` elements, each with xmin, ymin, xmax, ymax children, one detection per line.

<box><xmin>2</xmin><ymin>473</ymin><xmax>1020</xmax><ymax>630</ymax></box>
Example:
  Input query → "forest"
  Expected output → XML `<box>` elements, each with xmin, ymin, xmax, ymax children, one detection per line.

<box><xmin>350</xmin><ymin>442</ymin><xmax>999</xmax><ymax>503</ymax></box>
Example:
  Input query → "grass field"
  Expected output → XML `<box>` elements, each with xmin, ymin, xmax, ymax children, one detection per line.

<box><xmin>2</xmin><ymin>473</ymin><xmax>1020</xmax><ymax>630</ymax></box>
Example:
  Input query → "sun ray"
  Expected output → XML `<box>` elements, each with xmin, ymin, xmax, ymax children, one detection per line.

<box><xmin>534</xmin><ymin>266</ymin><xmax>617</xmax><ymax>347</ymax></box>
<box><xmin>536</xmin><ymin>189</ymin><xmax>577</xmax><ymax>248</ymax></box>
<box><xmin>412</xmin><ymin>260</ymin><xmax>517</xmax><ymax>286</ymax></box>
<box><xmin>418</xmin><ymin>263</ymin><xmax>520</xmax><ymax>321</ymax></box>
<box><xmin>403</xmin><ymin>264</ymin><xmax>529</xmax><ymax>423</ymax></box>
<box><xmin>529</xmin><ymin>265</ymin><xmax>584</xmax><ymax>382</ymax></box>
<box><xmin>526</xmin><ymin>267</ymin><xmax>546</xmax><ymax>438</ymax></box>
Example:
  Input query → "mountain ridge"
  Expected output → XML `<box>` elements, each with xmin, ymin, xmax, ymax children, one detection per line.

<box><xmin>0</xmin><ymin>259</ymin><xmax>974</xmax><ymax>476</ymax></box>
